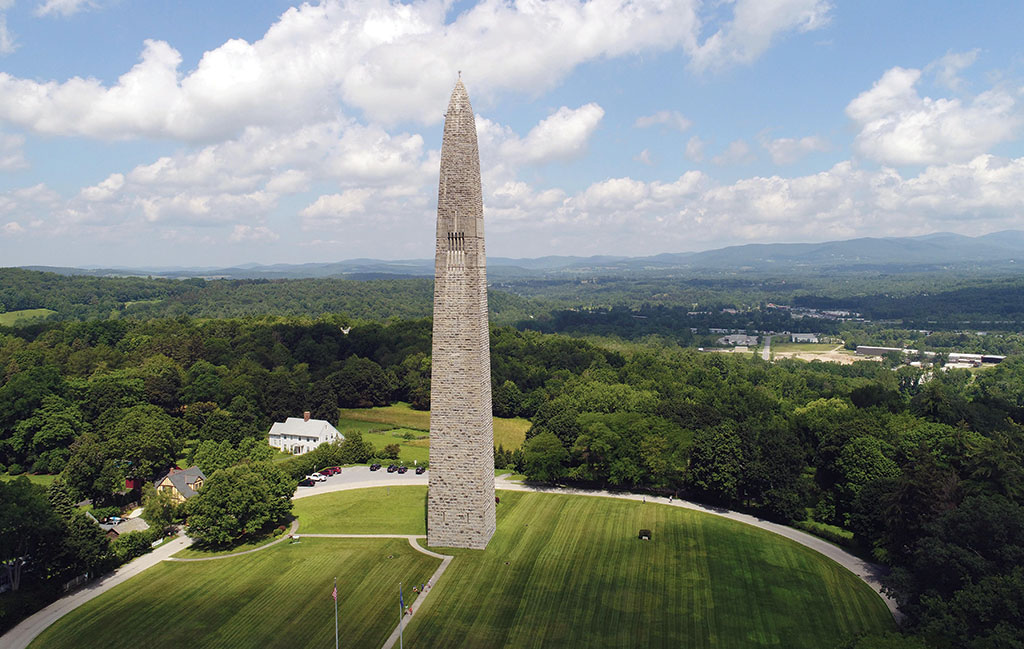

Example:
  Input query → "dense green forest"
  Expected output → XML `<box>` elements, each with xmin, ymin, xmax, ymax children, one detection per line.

<box><xmin>3</xmin><ymin>267</ymin><xmax>1024</xmax><ymax>645</ymax></box>
<box><xmin>1</xmin><ymin>309</ymin><xmax>1023</xmax><ymax>646</ymax></box>
<box><xmin>5</xmin><ymin>267</ymin><xmax>1024</xmax><ymax>336</ymax></box>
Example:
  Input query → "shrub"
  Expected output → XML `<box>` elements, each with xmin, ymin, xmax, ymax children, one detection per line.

<box><xmin>7</xmin><ymin>462</ymin><xmax>24</xmax><ymax>476</ymax></box>
<box><xmin>794</xmin><ymin>520</ymin><xmax>856</xmax><ymax>548</ymax></box>
<box><xmin>382</xmin><ymin>444</ymin><xmax>400</xmax><ymax>459</ymax></box>
<box><xmin>110</xmin><ymin>529</ymin><xmax>161</xmax><ymax>563</ymax></box>
<box><xmin>91</xmin><ymin>506</ymin><xmax>120</xmax><ymax>521</ymax></box>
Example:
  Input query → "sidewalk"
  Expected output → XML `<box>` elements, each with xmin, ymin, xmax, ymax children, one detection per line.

<box><xmin>0</xmin><ymin>534</ymin><xmax>193</xmax><ymax>649</ymax></box>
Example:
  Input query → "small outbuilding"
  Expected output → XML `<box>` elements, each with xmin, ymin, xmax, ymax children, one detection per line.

<box><xmin>638</xmin><ymin>529</ymin><xmax>651</xmax><ymax>540</ymax></box>
<box><xmin>105</xmin><ymin>517</ymin><xmax>151</xmax><ymax>540</ymax></box>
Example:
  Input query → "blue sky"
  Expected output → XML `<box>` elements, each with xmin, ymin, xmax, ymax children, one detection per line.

<box><xmin>1</xmin><ymin>0</ymin><xmax>1023</xmax><ymax>267</ymax></box>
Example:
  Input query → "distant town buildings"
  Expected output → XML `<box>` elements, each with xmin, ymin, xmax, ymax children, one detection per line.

<box><xmin>268</xmin><ymin>411</ymin><xmax>344</xmax><ymax>455</ymax></box>
<box><xmin>717</xmin><ymin>334</ymin><xmax>759</xmax><ymax>346</ymax></box>
<box><xmin>855</xmin><ymin>346</ymin><xmax>1005</xmax><ymax>365</ymax></box>
<box><xmin>791</xmin><ymin>333</ymin><xmax>819</xmax><ymax>343</ymax></box>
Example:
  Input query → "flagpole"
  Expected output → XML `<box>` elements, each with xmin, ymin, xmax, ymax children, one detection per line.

<box><xmin>334</xmin><ymin>577</ymin><xmax>339</xmax><ymax>649</ymax></box>
<box><xmin>399</xmin><ymin>582</ymin><xmax>404</xmax><ymax>649</ymax></box>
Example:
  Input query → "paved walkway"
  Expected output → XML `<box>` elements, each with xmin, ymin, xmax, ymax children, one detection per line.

<box><xmin>166</xmin><ymin>519</ymin><xmax>299</xmax><ymax>563</ymax></box>
<box><xmin>1</xmin><ymin>533</ymin><xmax>194</xmax><ymax>649</ymax></box>
<box><xmin>493</xmin><ymin>475</ymin><xmax>900</xmax><ymax>619</ymax></box>
<box><xmin>293</xmin><ymin>533</ymin><xmax>453</xmax><ymax>649</ymax></box>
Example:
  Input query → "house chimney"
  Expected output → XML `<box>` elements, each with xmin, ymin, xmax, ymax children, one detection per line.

<box><xmin>303</xmin><ymin>411</ymin><xmax>311</xmax><ymax>422</ymax></box>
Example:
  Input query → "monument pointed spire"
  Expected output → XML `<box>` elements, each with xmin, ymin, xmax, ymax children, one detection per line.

<box><xmin>428</xmin><ymin>79</ymin><xmax>496</xmax><ymax>550</ymax></box>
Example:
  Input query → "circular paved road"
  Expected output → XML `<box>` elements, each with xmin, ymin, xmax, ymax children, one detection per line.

<box><xmin>297</xmin><ymin>467</ymin><xmax>898</xmax><ymax>617</ymax></box>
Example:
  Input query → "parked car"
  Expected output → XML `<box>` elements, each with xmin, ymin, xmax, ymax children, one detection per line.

<box><xmin>297</xmin><ymin>478</ymin><xmax>316</xmax><ymax>487</ymax></box>
<box><xmin>415</xmin><ymin>466</ymin><xmax>425</xmax><ymax>475</ymax></box>
<box><xmin>369</xmin><ymin>463</ymin><xmax>382</xmax><ymax>471</ymax></box>
<box><xmin>308</xmin><ymin>472</ymin><xmax>327</xmax><ymax>482</ymax></box>
<box><xmin>386</xmin><ymin>464</ymin><xmax>398</xmax><ymax>473</ymax></box>
<box><xmin>397</xmin><ymin>466</ymin><xmax>408</xmax><ymax>474</ymax></box>
<box><xmin>321</xmin><ymin>467</ymin><xmax>342</xmax><ymax>476</ymax></box>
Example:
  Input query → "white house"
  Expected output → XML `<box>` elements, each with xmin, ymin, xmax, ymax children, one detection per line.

<box><xmin>268</xmin><ymin>411</ymin><xmax>344</xmax><ymax>455</ymax></box>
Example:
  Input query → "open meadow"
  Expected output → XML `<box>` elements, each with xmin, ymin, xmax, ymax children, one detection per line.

<box><xmin>339</xmin><ymin>402</ymin><xmax>531</xmax><ymax>450</ymax></box>
<box><xmin>0</xmin><ymin>309</ymin><xmax>57</xmax><ymax>327</ymax></box>
<box><xmin>34</xmin><ymin>486</ymin><xmax>894</xmax><ymax>648</ymax></box>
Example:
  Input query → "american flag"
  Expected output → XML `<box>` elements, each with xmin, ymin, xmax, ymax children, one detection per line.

<box><xmin>332</xmin><ymin>584</ymin><xmax>337</xmax><ymax>602</ymax></box>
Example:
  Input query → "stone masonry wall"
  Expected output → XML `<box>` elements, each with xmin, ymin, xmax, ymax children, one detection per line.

<box><xmin>427</xmin><ymin>79</ymin><xmax>496</xmax><ymax>549</ymax></box>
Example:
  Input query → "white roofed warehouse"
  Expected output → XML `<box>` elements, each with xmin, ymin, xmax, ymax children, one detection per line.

<box><xmin>268</xmin><ymin>411</ymin><xmax>344</xmax><ymax>455</ymax></box>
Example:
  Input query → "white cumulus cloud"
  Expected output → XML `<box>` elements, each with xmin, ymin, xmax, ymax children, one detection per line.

<box><xmin>685</xmin><ymin>136</ymin><xmax>705</xmax><ymax>162</ymax></box>
<box><xmin>712</xmin><ymin>139</ymin><xmax>754</xmax><ymax>165</ymax></box>
<box><xmin>500</xmin><ymin>104</ymin><xmax>604</xmax><ymax>164</ymax></box>
<box><xmin>0</xmin><ymin>14</ymin><xmax>15</xmax><ymax>54</ymax></box>
<box><xmin>35</xmin><ymin>0</ymin><xmax>94</xmax><ymax>17</ymax></box>
<box><xmin>760</xmin><ymin>134</ymin><xmax>829</xmax><ymax>164</ymax></box>
<box><xmin>846</xmin><ymin>65</ymin><xmax>1022</xmax><ymax>166</ymax></box>
<box><xmin>229</xmin><ymin>224</ymin><xmax>279</xmax><ymax>243</ymax></box>
<box><xmin>0</xmin><ymin>0</ymin><xmax>826</xmax><ymax>141</ymax></box>
<box><xmin>0</xmin><ymin>130</ymin><xmax>27</xmax><ymax>170</ymax></box>
<box><xmin>635</xmin><ymin>110</ymin><xmax>692</xmax><ymax>131</ymax></box>
<box><xmin>689</xmin><ymin>0</ymin><xmax>832</xmax><ymax>72</ymax></box>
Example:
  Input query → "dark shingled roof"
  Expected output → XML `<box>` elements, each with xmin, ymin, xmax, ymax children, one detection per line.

<box><xmin>155</xmin><ymin>466</ymin><xmax>206</xmax><ymax>500</ymax></box>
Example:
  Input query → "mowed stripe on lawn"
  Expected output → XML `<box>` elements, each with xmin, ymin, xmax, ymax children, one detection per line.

<box><xmin>293</xmin><ymin>485</ymin><xmax>428</xmax><ymax>535</ymax></box>
<box><xmin>30</xmin><ymin>538</ymin><xmax>439</xmax><ymax>649</ymax></box>
<box><xmin>407</xmin><ymin>491</ymin><xmax>893</xmax><ymax>648</ymax></box>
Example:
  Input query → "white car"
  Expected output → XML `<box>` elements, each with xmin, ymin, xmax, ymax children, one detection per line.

<box><xmin>308</xmin><ymin>472</ymin><xmax>327</xmax><ymax>482</ymax></box>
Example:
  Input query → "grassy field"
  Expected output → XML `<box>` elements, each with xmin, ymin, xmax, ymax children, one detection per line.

<box><xmin>0</xmin><ymin>308</ymin><xmax>57</xmax><ymax>327</ymax></box>
<box><xmin>299</xmin><ymin>487</ymin><xmax>891</xmax><ymax>647</ymax></box>
<box><xmin>770</xmin><ymin>342</ymin><xmax>844</xmax><ymax>353</ymax></box>
<box><xmin>339</xmin><ymin>402</ymin><xmax>532</xmax><ymax>450</ymax></box>
<box><xmin>30</xmin><ymin>537</ymin><xmax>439</xmax><ymax>649</ymax></box>
<box><xmin>293</xmin><ymin>486</ymin><xmax>427</xmax><ymax>535</ymax></box>
<box><xmin>362</xmin><ymin>430</ymin><xmax>431</xmax><ymax>464</ymax></box>
<box><xmin>32</xmin><ymin>487</ymin><xmax>893</xmax><ymax>648</ymax></box>
<box><xmin>0</xmin><ymin>473</ymin><xmax>58</xmax><ymax>486</ymax></box>
<box><xmin>407</xmin><ymin>491</ymin><xmax>893</xmax><ymax>648</ymax></box>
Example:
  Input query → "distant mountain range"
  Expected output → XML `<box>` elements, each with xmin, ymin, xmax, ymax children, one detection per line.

<box><xmin>22</xmin><ymin>231</ymin><xmax>1024</xmax><ymax>280</ymax></box>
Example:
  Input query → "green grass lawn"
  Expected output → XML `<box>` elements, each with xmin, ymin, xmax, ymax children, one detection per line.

<box><xmin>293</xmin><ymin>485</ymin><xmax>427</xmax><ymax>535</ymax></box>
<box><xmin>33</xmin><ymin>487</ymin><xmax>893</xmax><ymax>649</ymax></box>
<box><xmin>299</xmin><ymin>487</ymin><xmax>891</xmax><ymax>647</ymax></box>
<box><xmin>0</xmin><ymin>473</ymin><xmax>58</xmax><ymax>487</ymax></box>
<box><xmin>0</xmin><ymin>308</ymin><xmax>57</xmax><ymax>327</ymax></box>
<box><xmin>339</xmin><ymin>402</ymin><xmax>531</xmax><ymax>450</ymax></box>
<box><xmin>408</xmin><ymin>490</ymin><xmax>893</xmax><ymax>649</ymax></box>
<box><xmin>362</xmin><ymin>429</ymin><xmax>431</xmax><ymax>464</ymax></box>
<box><xmin>30</xmin><ymin>537</ymin><xmax>439</xmax><ymax>649</ymax></box>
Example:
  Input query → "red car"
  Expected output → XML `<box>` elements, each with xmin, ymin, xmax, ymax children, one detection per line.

<box><xmin>321</xmin><ymin>467</ymin><xmax>342</xmax><ymax>476</ymax></box>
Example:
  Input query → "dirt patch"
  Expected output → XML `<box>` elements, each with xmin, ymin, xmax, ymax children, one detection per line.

<box><xmin>773</xmin><ymin>345</ymin><xmax>865</xmax><ymax>365</ymax></box>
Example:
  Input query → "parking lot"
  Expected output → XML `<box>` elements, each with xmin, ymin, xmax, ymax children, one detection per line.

<box><xmin>292</xmin><ymin>464</ymin><xmax>429</xmax><ymax>500</ymax></box>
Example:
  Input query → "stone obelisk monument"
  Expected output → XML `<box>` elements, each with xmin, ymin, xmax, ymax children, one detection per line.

<box><xmin>426</xmin><ymin>78</ymin><xmax>496</xmax><ymax>549</ymax></box>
